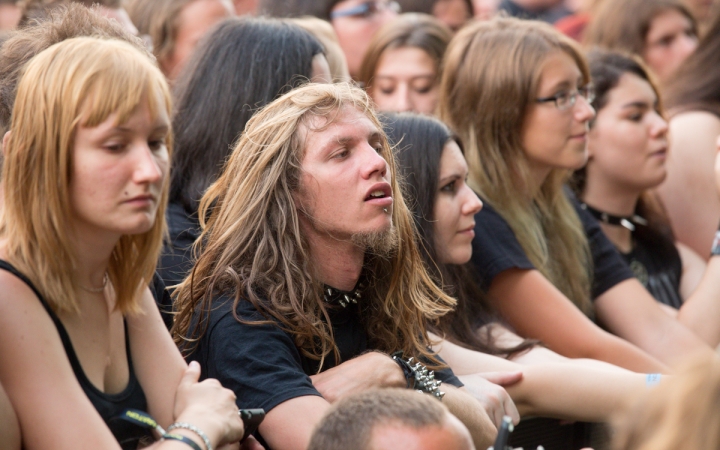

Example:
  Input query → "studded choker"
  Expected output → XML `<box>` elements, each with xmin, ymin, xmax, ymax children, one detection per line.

<box><xmin>580</xmin><ymin>202</ymin><xmax>647</xmax><ymax>232</ymax></box>
<box><xmin>323</xmin><ymin>282</ymin><xmax>365</xmax><ymax>308</ymax></box>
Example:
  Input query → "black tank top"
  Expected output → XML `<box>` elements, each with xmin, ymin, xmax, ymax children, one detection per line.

<box><xmin>0</xmin><ymin>260</ymin><xmax>151</xmax><ymax>449</ymax></box>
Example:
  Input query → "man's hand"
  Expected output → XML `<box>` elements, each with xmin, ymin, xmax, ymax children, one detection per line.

<box><xmin>310</xmin><ymin>351</ymin><xmax>405</xmax><ymax>403</ymax></box>
<box><xmin>458</xmin><ymin>371</ymin><xmax>523</xmax><ymax>428</ymax></box>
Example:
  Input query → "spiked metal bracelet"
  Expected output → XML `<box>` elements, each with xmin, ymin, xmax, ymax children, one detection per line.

<box><xmin>391</xmin><ymin>351</ymin><xmax>445</xmax><ymax>400</ymax></box>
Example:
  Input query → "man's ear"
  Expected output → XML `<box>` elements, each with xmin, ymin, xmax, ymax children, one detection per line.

<box><xmin>2</xmin><ymin>130</ymin><xmax>10</xmax><ymax>156</ymax></box>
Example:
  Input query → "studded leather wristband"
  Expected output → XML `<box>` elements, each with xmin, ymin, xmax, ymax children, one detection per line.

<box><xmin>391</xmin><ymin>351</ymin><xmax>445</xmax><ymax>400</ymax></box>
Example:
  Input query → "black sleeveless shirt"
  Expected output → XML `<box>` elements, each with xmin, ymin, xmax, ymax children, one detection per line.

<box><xmin>0</xmin><ymin>260</ymin><xmax>151</xmax><ymax>449</ymax></box>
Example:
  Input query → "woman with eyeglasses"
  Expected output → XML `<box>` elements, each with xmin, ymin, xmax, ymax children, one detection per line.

<box><xmin>572</xmin><ymin>50</ymin><xmax>720</xmax><ymax>347</ymax></box>
<box><xmin>438</xmin><ymin>17</ymin><xmax>715</xmax><ymax>373</ymax></box>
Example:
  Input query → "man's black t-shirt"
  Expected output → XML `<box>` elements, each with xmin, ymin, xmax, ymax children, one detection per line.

<box><xmin>186</xmin><ymin>295</ymin><xmax>463</xmax><ymax>416</ymax></box>
<box><xmin>470</xmin><ymin>196</ymin><xmax>634</xmax><ymax>301</ymax></box>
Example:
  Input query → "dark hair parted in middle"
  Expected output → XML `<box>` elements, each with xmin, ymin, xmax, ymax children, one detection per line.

<box><xmin>384</xmin><ymin>112</ymin><xmax>535</xmax><ymax>357</ymax></box>
<box><xmin>170</xmin><ymin>16</ymin><xmax>324</xmax><ymax>214</ymax></box>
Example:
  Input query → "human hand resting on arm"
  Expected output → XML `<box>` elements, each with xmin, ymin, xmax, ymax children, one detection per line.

<box><xmin>171</xmin><ymin>361</ymin><xmax>246</xmax><ymax>449</ymax></box>
<box><xmin>458</xmin><ymin>372</ymin><xmax>522</xmax><ymax>427</ymax></box>
<box><xmin>309</xmin><ymin>351</ymin><xmax>406</xmax><ymax>403</ymax></box>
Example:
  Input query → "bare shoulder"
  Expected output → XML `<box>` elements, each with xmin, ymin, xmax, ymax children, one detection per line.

<box><xmin>669</xmin><ymin>112</ymin><xmax>720</xmax><ymax>151</ymax></box>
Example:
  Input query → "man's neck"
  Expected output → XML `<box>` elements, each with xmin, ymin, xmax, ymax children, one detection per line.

<box><xmin>306</xmin><ymin>233</ymin><xmax>365</xmax><ymax>291</ymax></box>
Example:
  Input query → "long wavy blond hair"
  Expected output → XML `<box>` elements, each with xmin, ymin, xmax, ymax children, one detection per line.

<box><xmin>1</xmin><ymin>37</ymin><xmax>172</xmax><ymax>315</ymax></box>
<box><xmin>172</xmin><ymin>83</ymin><xmax>456</xmax><ymax>369</ymax></box>
<box><xmin>438</xmin><ymin>18</ymin><xmax>593</xmax><ymax>314</ymax></box>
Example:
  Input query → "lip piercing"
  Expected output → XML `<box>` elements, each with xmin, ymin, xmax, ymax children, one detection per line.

<box><xmin>383</xmin><ymin>208</ymin><xmax>388</xmax><ymax>213</ymax></box>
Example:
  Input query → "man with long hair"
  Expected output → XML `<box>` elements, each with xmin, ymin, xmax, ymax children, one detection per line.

<box><xmin>172</xmin><ymin>83</ymin><xmax>502</xmax><ymax>449</ymax></box>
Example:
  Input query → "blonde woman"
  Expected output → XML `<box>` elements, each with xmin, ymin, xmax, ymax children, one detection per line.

<box><xmin>438</xmin><ymin>17</ymin><xmax>714</xmax><ymax>373</ymax></box>
<box><xmin>0</xmin><ymin>37</ymin><xmax>244</xmax><ymax>449</ymax></box>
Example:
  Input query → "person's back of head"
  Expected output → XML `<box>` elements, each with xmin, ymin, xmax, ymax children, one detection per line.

<box><xmin>612</xmin><ymin>354</ymin><xmax>720</xmax><ymax>450</ymax></box>
<box><xmin>0</xmin><ymin>3</ymin><xmax>149</xmax><ymax>135</ymax></box>
<box><xmin>308</xmin><ymin>388</ymin><xmax>475</xmax><ymax>450</ymax></box>
<box><xmin>170</xmin><ymin>16</ymin><xmax>324</xmax><ymax>213</ymax></box>
<box><xmin>258</xmin><ymin>0</ymin><xmax>341</xmax><ymax>20</ymax></box>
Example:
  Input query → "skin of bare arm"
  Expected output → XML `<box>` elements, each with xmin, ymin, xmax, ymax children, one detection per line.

<box><xmin>0</xmin><ymin>380</ymin><xmax>20</xmax><ymax>450</ymax></box>
<box><xmin>478</xmin><ymin>324</ymin><xmax>634</xmax><ymax>372</ymax></box>
<box><xmin>488</xmin><ymin>268</ymin><xmax>668</xmax><ymax>373</ymax></box>
<box><xmin>309</xmin><ymin>351</ymin><xmax>407</xmax><ymax>403</ymax></box>
<box><xmin>677</xmin><ymin>243</ymin><xmax>705</xmax><ymax>299</ymax></box>
<box><xmin>435</xmin><ymin>338</ymin><xmax>646</xmax><ymax>422</ymax></box>
<box><xmin>595</xmin><ymin>278</ymin><xmax>717</xmax><ymax>367</ymax></box>
<box><xmin>127</xmin><ymin>288</ymin><xmax>188</xmax><ymax>427</ymax></box>
<box><xmin>310</xmin><ymin>349</ymin><xmax>521</xmax><ymax>429</ymax></box>
<box><xmin>0</xmin><ymin>272</ymin><xmax>243</xmax><ymax>450</ymax></box>
<box><xmin>673</xmin><ymin>243</ymin><xmax>720</xmax><ymax>346</ymax></box>
<box><xmin>259</xmin><ymin>351</ymin><xmax>407</xmax><ymax>450</ymax></box>
<box><xmin>657</xmin><ymin>111</ymin><xmax>720</xmax><ymax>257</ymax></box>
<box><xmin>258</xmin><ymin>395</ymin><xmax>331</xmax><ymax>450</ymax></box>
<box><xmin>260</xmin><ymin>352</ymin><xmax>499</xmax><ymax>450</ymax></box>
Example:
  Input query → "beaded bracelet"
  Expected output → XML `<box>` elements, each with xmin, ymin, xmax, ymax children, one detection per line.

<box><xmin>391</xmin><ymin>351</ymin><xmax>445</xmax><ymax>400</ymax></box>
<box><xmin>168</xmin><ymin>422</ymin><xmax>213</xmax><ymax>450</ymax></box>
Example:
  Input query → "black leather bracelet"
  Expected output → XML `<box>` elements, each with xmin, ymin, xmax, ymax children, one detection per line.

<box><xmin>163</xmin><ymin>433</ymin><xmax>203</xmax><ymax>450</ymax></box>
<box><xmin>391</xmin><ymin>351</ymin><xmax>445</xmax><ymax>400</ymax></box>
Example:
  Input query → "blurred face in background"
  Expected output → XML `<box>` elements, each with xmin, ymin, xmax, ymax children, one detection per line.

<box><xmin>330</xmin><ymin>0</ymin><xmax>400</xmax><ymax>78</ymax></box>
<box><xmin>370</xmin><ymin>46</ymin><xmax>439</xmax><ymax>114</ymax></box>
<box><xmin>432</xmin><ymin>0</ymin><xmax>472</xmax><ymax>31</ymax></box>
<box><xmin>160</xmin><ymin>0</ymin><xmax>234</xmax><ymax>80</ymax></box>
<box><xmin>642</xmin><ymin>8</ymin><xmax>697</xmax><ymax>83</ymax></box>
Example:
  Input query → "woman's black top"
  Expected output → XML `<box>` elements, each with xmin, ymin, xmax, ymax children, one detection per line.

<box><xmin>0</xmin><ymin>260</ymin><xmax>151</xmax><ymax>449</ymax></box>
<box><xmin>470</xmin><ymin>196</ymin><xmax>634</xmax><ymax>303</ymax></box>
<box><xmin>621</xmin><ymin>224</ymin><xmax>684</xmax><ymax>309</ymax></box>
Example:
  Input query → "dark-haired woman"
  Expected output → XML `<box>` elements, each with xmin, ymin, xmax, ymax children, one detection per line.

<box><xmin>160</xmin><ymin>16</ymin><xmax>330</xmax><ymax>287</ymax></box>
<box><xmin>384</xmin><ymin>112</ymin><xmax>650</xmax><ymax>425</ymax></box>
<box><xmin>574</xmin><ymin>50</ymin><xmax>720</xmax><ymax>346</ymax></box>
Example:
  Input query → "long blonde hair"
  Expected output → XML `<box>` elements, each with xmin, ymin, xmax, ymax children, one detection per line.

<box><xmin>173</xmin><ymin>83</ymin><xmax>456</xmax><ymax>368</ymax></box>
<box><xmin>612</xmin><ymin>354</ymin><xmax>720</xmax><ymax>450</ymax></box>
<box><xmin>439</xmin><ymin>18</ymin><xmax>593</xmax><ymax>314</ymax></box>
<box><xmin>2</xmin><ymin>37</ymin><xmax>172</xmax><ymax>314</ymax></box>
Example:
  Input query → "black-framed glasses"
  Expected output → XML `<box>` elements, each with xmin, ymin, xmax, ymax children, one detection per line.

<box><xmin>535</xmin><ymin>85</ymin><xmax>595</xmax><ymax>111</ymax></box>
<box><xmin>330</xmin><ymin>0</ymin><xmax>401</xmax><ymax>20</ymax></box>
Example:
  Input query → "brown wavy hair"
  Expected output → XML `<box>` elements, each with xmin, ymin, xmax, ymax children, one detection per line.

<box><xmin>172</xmin><ymin>83</ymin><xmax>456</xmax><ymax>369</ymax></box>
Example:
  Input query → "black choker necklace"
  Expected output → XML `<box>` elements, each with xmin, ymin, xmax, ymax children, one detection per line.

<box><xmin>323</xmin><ymin>282</ymin><xmax>365</xmax><ymax>308</ymax></box>
<box><xmin>580</xmin><ymin>202</ymin><xmax>647</xmax><ymax>232</ymax></box>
